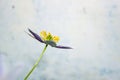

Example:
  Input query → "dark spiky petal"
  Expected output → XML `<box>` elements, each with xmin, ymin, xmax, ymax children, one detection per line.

<box><xmin>28</xmin><ymin>28</ymin><xmax>44</xmax><ymax>43</ymax></box>
<box><xmin>25</xmin><ymin>31</ymin><xmax>35</xmax><ymax>39</ymax></box>
<box><xmin>55</xmin><ymin>45</ymin><xmax>72</xmax><ymax>49</ymax></box>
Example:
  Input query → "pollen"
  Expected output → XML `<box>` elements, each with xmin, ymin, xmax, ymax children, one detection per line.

<box><xmin>46</xmin><ymin>32</ymin><xmax>53</xmax><ymax>41</ymax></box>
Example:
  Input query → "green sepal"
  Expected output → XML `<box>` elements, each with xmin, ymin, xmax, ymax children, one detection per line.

<box><xmin>44</xmin><ymin>41</ymin><xmax>56</xmax><ymax>47</ymax></box>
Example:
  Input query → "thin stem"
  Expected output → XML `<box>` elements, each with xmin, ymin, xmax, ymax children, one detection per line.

<box><xmin>24</xmin><ymin>44</ymin><xmax>48</xmax><ymax>80</ymax></box>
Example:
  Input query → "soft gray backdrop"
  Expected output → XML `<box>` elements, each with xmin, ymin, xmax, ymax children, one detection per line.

<box><xmin>0</xmin><ymin>0</ymin><xmax>120</xmax><ymax>80</ymax></box>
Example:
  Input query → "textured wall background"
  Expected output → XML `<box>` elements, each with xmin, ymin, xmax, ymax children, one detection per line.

<box><xmin>0</xmin><ymin>0</ymin><xmax>120</xmax><ymax>80</ymax></box>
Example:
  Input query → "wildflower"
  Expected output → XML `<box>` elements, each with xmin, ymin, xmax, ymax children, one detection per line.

<box><xmin>27</xmin><ymin>29</ymin><xmax>72</xmax><ymax>49</ymax></box>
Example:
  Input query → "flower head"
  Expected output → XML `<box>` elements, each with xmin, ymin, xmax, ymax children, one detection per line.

<box><xmin>27</xmin><ymin>28</ymin><xmax>72</xmax><ymax>49</ymax></box>
<box><xmin>40</xmin><ymin>30</ymin><xmax>60</xmax><ymax>43</ymax></box>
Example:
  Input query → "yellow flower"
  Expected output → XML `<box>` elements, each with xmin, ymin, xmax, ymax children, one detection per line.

<box><xmin>28</xmin><ymin>28</ymin><xmax>72</xmax><ymax>49</ymax></box>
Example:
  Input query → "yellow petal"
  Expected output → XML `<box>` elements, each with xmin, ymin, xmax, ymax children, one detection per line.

<box><xmin>53</xmin><ymin>36</ymin><xmax>60</xmax><ymax>43</ymax></box>
<box><xmin>40</xmin><ymin>30</ymin><xmax>47</xmax><ymax>40</ymax></box>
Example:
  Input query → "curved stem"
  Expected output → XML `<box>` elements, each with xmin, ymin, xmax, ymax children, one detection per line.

<box><xmin>24</xmin><ymin>44</ymin><xmax>48</xmax><ymax>80</ymax></box>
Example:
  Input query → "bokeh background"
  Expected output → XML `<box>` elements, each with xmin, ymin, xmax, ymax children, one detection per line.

<box><xmin>0</xmin><ymin>0</ymin><xmax>120</xmax><ymax>80</ymax></box>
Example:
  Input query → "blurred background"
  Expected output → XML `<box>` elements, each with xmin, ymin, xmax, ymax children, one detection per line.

<box><xmin>0</xmin><ymin>0</ymin><xmax>120</xmax><ymax>80</ymax></box>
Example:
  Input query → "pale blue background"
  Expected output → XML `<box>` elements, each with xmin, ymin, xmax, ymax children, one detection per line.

<box><xmin>0</xmin><ymin>0</ymin><xmax>120</xmax><ymax>80</ymax></box>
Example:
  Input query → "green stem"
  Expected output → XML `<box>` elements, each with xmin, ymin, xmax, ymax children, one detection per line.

<box><xmin>24</xmin><ymin>44</ymin><xmax>48</xmax><ymax>80</ymax></box>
